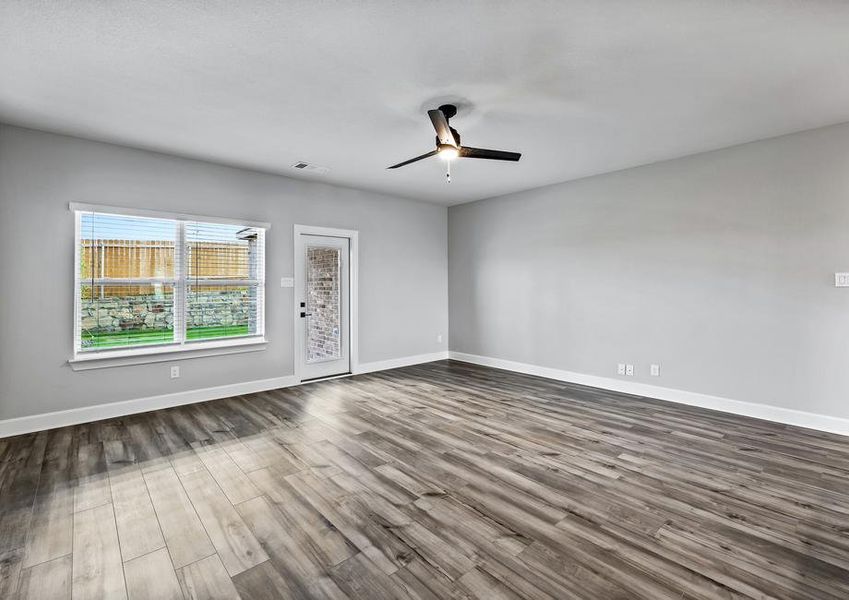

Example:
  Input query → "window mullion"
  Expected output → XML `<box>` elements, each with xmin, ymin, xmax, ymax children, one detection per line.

<box><xmin>175</xmin><ymin>221</ymin><xmax>187</xmax><ymax>345</ymax></box>
<box><xmin>256</xmin><ymin>229</ymin><xmax>265</xmax><ymax>337</ymax></box>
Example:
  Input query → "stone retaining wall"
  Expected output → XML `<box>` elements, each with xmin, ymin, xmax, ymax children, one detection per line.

<box><xmin>80</xmin><ymin>290</ymin><xmax>250</xmax><ymax>333</ymax></box>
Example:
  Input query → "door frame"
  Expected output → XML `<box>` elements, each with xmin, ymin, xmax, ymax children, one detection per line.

<box><xmin>293</xmin><ymin>224</ymin><xmax>359</xmax><ymax>382</ymax></box>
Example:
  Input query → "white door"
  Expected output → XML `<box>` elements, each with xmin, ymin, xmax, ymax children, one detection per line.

<box><xmin>296</xmin><ymin>233</ymin><xmax>350</xmax><ymax>380</ymax></box>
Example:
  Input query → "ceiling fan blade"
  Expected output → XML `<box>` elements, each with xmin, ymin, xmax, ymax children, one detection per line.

<box><xmin>428</xmin><ymin>109</ymin><xmax>456</xmax><ymax>146</ymax></box>
<box><xmin>387</xmin><ymin>150</ymin><xmax>438</xmax><ymax>169</ymax></box>
<box><xmin>459</xmin><ymin>147</ymin><xmax>521</xmax><ymax>162</ymax></box>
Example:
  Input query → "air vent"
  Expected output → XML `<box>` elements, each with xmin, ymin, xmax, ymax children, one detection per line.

<box><xmin>291</xmin><ymin>161</ymin><xmax>330</xmax><ymax>174</ymax></box>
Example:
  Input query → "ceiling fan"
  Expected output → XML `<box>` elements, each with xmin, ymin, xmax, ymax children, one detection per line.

<box><xmin>387</xmin><ymin>104</ymin><xmax>521</xmax><ymax>182</ymax></box>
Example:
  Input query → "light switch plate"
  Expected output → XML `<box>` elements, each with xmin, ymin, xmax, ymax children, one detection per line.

<box><xmin>835</xmin><ymin>273</ymin><xmax>849</xmax><ymax>287</ymax></box>
<box><xmin>280</xmin><ymin>277</ymin><xmax>294</xmax><ymax>288</ymax></box>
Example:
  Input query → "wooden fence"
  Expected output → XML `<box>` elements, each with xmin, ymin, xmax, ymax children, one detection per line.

<box><xmin>80</xmin><ymin>240</ymin><xmax>249</xmax><ymax>296</ymax></box>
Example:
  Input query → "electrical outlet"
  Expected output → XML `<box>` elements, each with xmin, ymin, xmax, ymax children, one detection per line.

<box><xmin>437</xmin><ymin>334</ymin><xmax>443</xmax><ymax>343</ymax></box>
<box><xmin>625</xmin><ymin>364</ymin><xmax>634</xmax><ymax>376</ymax></box>
<box><xmin>170</xmin><ymin>366</ymin><xmax>180</xmax><ymax>379</ymax></box>
<box><xmin>650</xmin><ymin>364</ymin><xmax>660</xmax><ymax>377</ymax></box>
<box><xmin>617</xmin><ymin>363</ymin><xmax>626</xmax><ymax>375</ymax></box>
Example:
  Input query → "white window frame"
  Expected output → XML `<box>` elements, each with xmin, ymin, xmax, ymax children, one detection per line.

<box><xmin>69</xmin><ymin>203</ymin><xmax>270</xmax><ymax>370</ymax></box>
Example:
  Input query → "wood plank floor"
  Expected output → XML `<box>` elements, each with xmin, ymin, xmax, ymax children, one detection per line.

<box><xmin>1</xmin><ymin>359</ymin><xmax>848</xmax><ymax>599</ymax></box>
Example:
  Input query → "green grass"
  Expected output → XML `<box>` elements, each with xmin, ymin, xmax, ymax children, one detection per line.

<box><xmin>187</xmin><ymin>324</ymin><xmax>250</xmax><ymax>340</ymax></box>
<box><xmin>81</xmin><ymin>324</ymin><xmax>250</xmax><ymax>349</ymax></box>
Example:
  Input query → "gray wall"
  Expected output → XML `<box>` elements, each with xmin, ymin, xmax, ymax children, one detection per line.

<box><xmin>0</xmin><ymin>125</ymin><xmax>448</xmax><ymax>420</ymax></box>
<box><xmin>449</xmin><ymin>123</ymin><xmax>849</xmax><ymax>419</ymax></box>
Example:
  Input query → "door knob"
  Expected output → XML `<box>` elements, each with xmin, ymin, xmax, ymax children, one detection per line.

<box><xmin>300</xmin><ymin>312</ymin><xmax>313</xmax><ymax>318</ymax></box>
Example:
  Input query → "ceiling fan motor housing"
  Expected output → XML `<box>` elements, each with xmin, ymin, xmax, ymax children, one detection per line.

<box><xmin>438</xmin><ymin>104</ymin><xmax>458</xmax><ymax>119</ymax></box>
<box><xmin>438</xmin><ymin>129</ymin><xmax>461</xmax><ymax>148</ymax></box>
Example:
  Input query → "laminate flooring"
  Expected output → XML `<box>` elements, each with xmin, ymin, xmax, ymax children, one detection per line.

<box><xmin>1</xmin><ymin>360</ymin><xmax>848</xmax><ymax>599</ymax></box>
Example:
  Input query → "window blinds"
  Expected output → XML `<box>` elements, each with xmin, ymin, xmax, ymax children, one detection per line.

<box><xmin>185</xmin><ymin>221</ymin><xmax>265</xmax><ymax>342</ymax></box>
<box><xmin>75</xmin><ymin>209</ymin><xmax>266</xmax><ymax>353</ymax></box>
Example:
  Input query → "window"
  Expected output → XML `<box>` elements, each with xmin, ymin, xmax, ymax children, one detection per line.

<box><xmin>73</xmin><ymin>206</ymin><xmax>266</xmax><ymax>357</ymax></box>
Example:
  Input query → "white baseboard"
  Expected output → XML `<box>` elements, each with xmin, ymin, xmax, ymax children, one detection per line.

<box><xmin>0</xmin><ymin>375</ymin><xmax>298</xmax><ymax>439</ymax></box>
<box><xmin>12</xmin><ymin>349</ymin><xmax>843</xmax><ymax>439</ymax></box>
<box><xmin>0</xmin><ymin>351</ymin><xmax>449</xmax><ymax>438</ymax></box>
<box><xmin>355</xmin><ymin>351</ymin><xmax>449</xmax><ymax>374</ymax></box>
<box><xmin>449</xmin><ymin>351</ymin><xmax>849</xmax><ymax>437</ymax></box>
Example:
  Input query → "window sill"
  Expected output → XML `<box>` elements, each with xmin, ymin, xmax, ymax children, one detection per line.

<box><xmin>68</xmin><ymin>337</ymin><xmax>268</xmax><ymax>371</ymax></box>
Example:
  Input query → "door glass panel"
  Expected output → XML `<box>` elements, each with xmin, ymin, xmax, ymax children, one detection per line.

<box><xmin>306</xmin><ymin>245</ymin><xmax>341</xmax><ymax>363</ymax></box>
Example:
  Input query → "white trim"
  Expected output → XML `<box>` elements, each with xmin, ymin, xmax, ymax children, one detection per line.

<box><xmin>174</xmin><ymin>219</ymin><xmax>186</xmax><ymax>344</ymax></box>
<box><xmin>69</xmin><ymin>202</ymin><xmax>271</xmax><ymax>230</ymax></box>
<box><xmin>0</xmin><ymin>375</ymin><xmax>298</xmax><ymax>438</ymax></box>
<box><xmin>69</xmin><ymin>337</ymin><xmax>268</xmax><ymax>370</ymax></box>
<box><xmin>0</xmin><ymin>352</ymin><xmax>447</xmax><ymax>438</ymax></box>
<box><xmin>293</xmin><ymin>225</ymin><xmax>359</xmax><ymax>382</ymax></box>
<box><xmin>81</xmin><ymin>278</ymin><xmax>261</xmax><ymax>286</ymax></box>
<box><xmin>73</xmin><ymin>211</ymin><xmax>82</xmax><ymax>356</ymax></box>
<box><xmin>355</xmin><ymin>351</ymin><xmax>449</xmax><ymax>374</ymax></box>
<box><xmin>293</xmin><ymin>224</ymin><xmax>359</xmax><ymax>239</ymax></box>
<box><xmin>449</xmin><ymin>352</ymin><xmax>849</xmax><ymax>437</ymax></box>
<box><xmin>7</xmin><ymin>350</ymin><xmax>847</xmax><ymax>439</ymax></box>
<box><xmin>72</xmin><ymin>208</ymin><xmax>267</xmax><ymax>362</ymax></box>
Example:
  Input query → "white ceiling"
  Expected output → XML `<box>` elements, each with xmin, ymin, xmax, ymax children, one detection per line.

<box><xmin>2</xmin><ymin>1</ymin><xmax>849</xmax><ymax>205</ymax></box>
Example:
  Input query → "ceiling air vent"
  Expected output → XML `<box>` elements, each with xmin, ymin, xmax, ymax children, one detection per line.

<box><xmin>291</xmin><ymin>161</ymin><xmax>330</xmax><ymax>175</ymax></box>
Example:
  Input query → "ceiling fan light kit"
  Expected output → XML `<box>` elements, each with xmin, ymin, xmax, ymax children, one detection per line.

<box><xmin>388</xmin><ymin>103</ymin><xmax>521</xmax><ymax>182</ymax></box>
<box><xmin>438</xmin><ymin>144</ymin><xmax>459</xmax><ymax>160</ymax></box>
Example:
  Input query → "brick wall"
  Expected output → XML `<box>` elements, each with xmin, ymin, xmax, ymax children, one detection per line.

<box><xmin>307</xmin><ymin>246</ymin><xmax>341</xmax><ymax>362</ymax></box>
